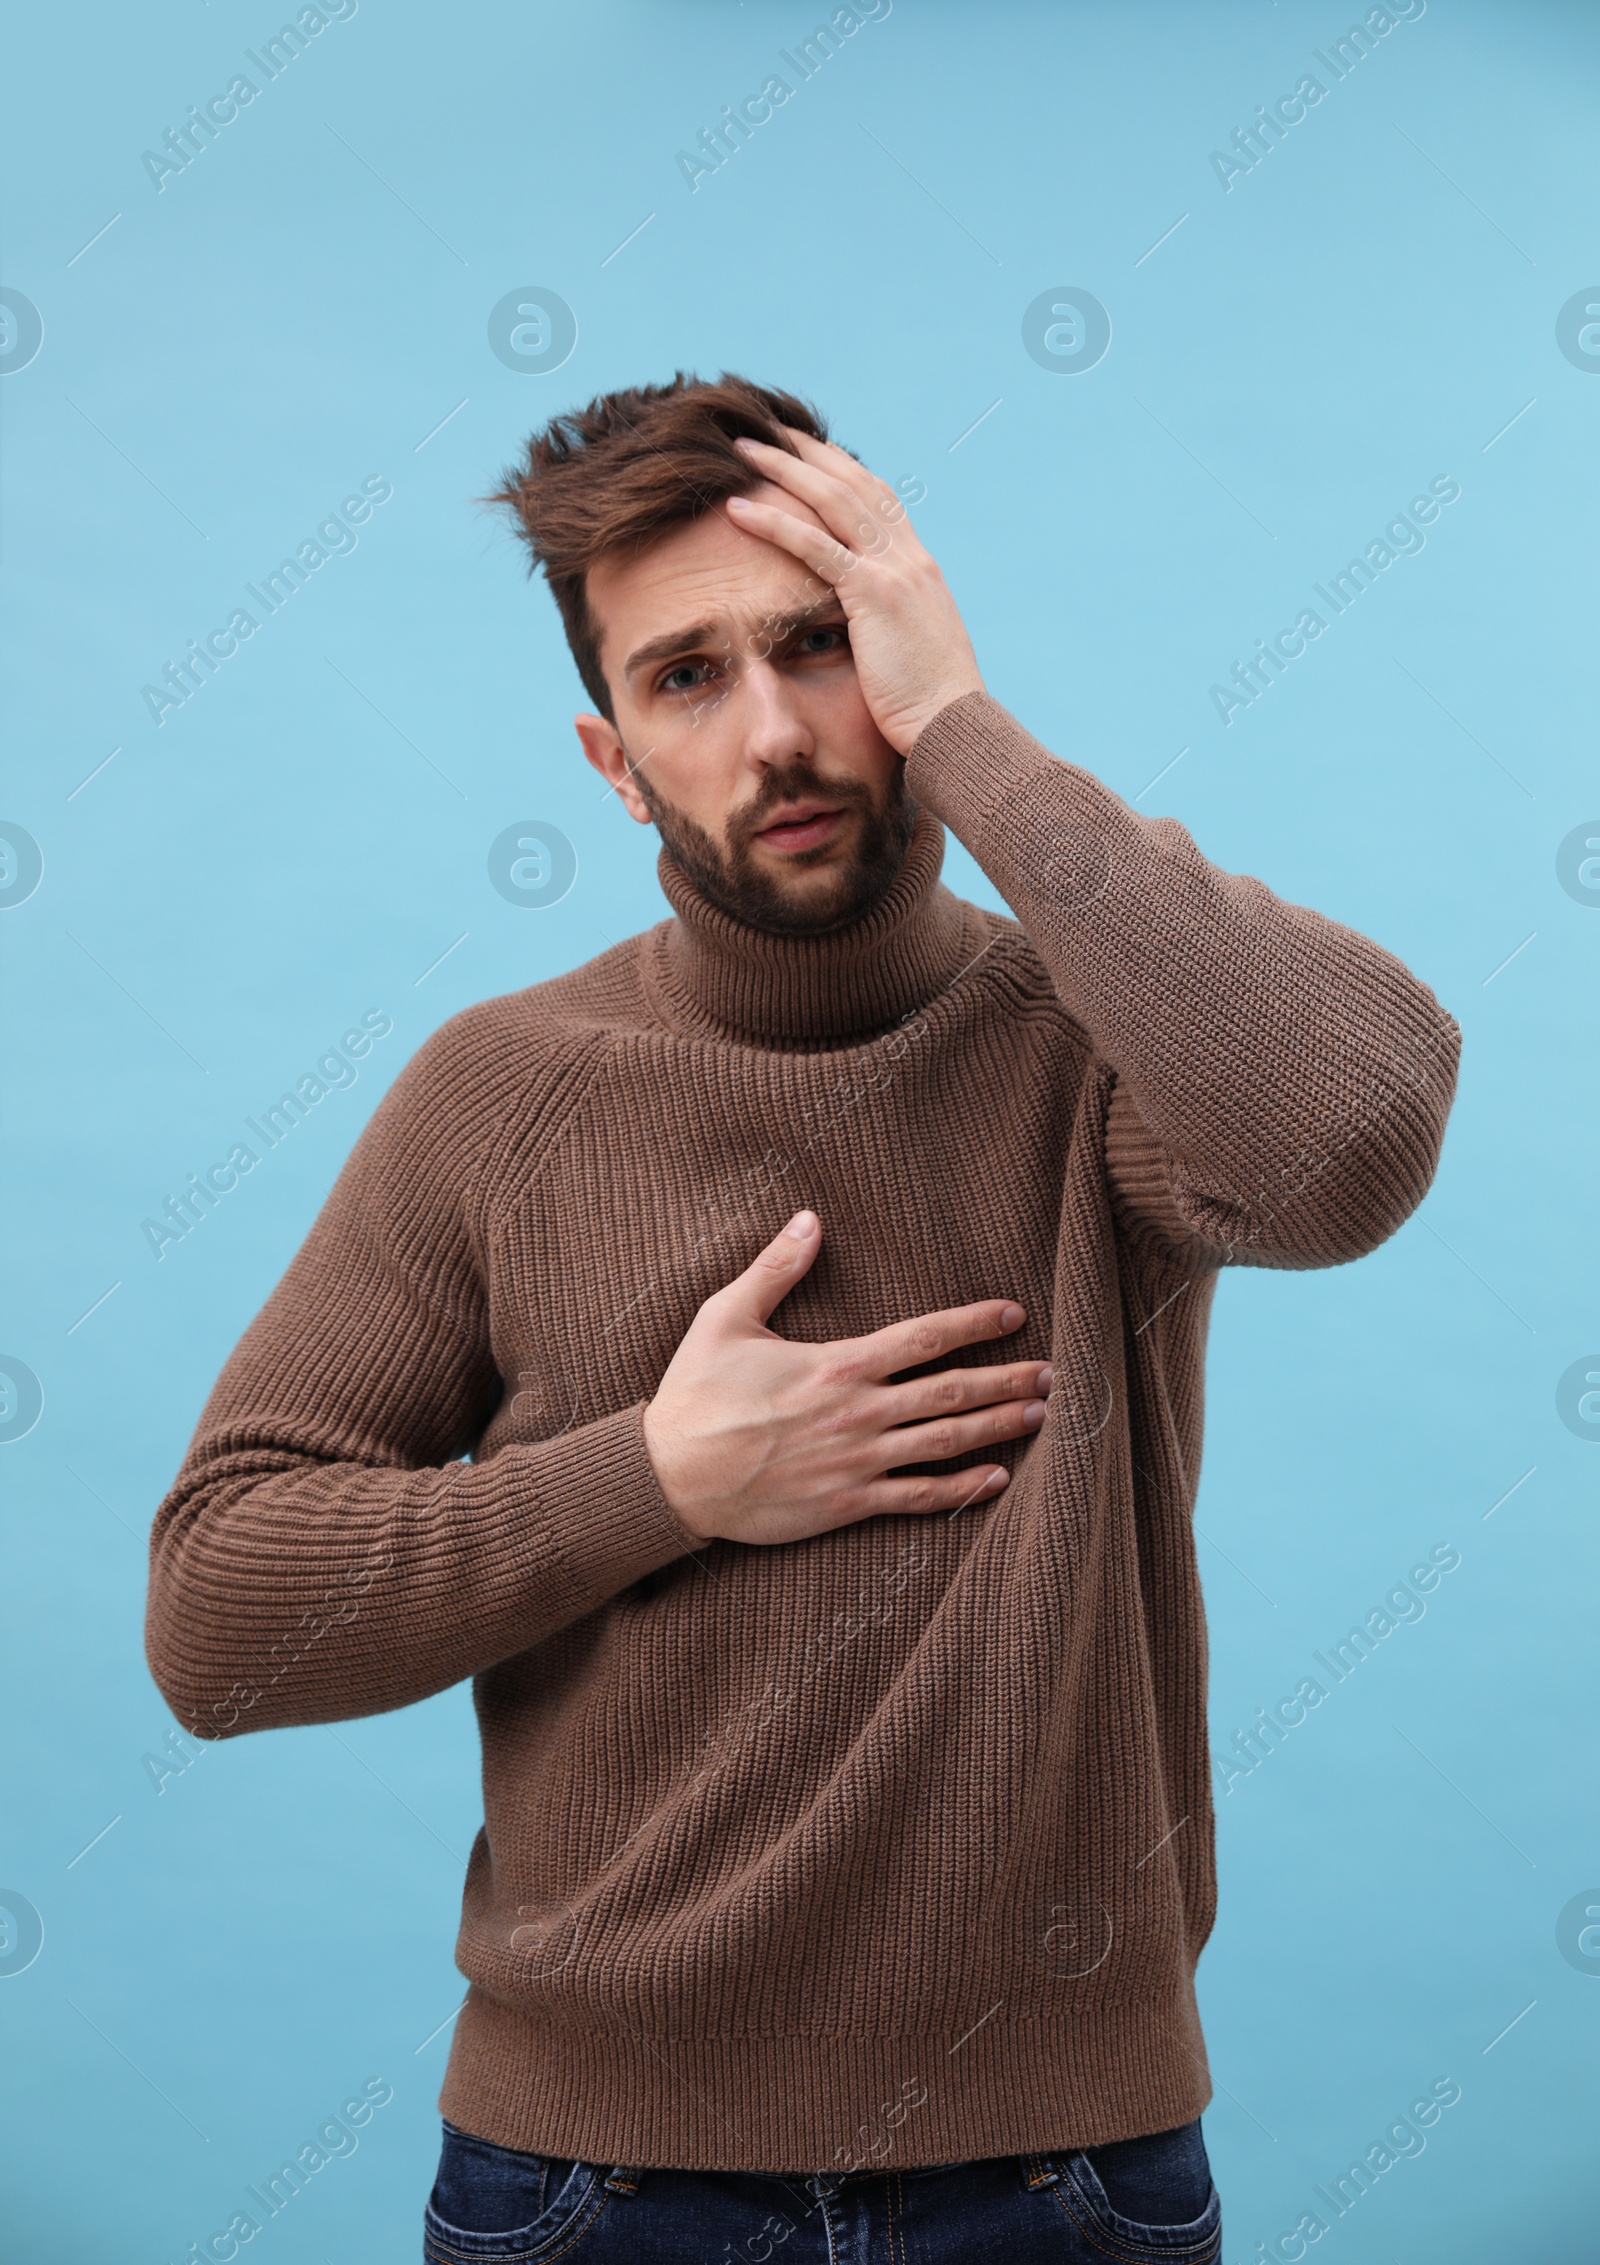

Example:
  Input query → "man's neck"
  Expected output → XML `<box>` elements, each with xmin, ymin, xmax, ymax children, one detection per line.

<box><xmin>644</xmin><ymin>806</ymin><xmax>982</xmax><ymax>1046</ymax></box>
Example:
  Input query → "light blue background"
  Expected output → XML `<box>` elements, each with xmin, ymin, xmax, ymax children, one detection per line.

<box><xmin>3</xmin><ymin>2</ymin><xmax>1596</xmax><ymax>2258</ymax></box>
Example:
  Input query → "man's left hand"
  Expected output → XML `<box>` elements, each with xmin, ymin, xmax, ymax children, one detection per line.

<box><xmin>727</xmin><ymin>429</ymin><xmax>984</xmax><ymax>756</ymax></box>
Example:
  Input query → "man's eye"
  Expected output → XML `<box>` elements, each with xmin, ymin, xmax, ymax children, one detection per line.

<box><xmin>798</xmin><ymin>628</ymin><xmax>847</xmax><ymax>655</ymax></box>
<box><xmin>661</xmin><ymin>662</ymin><xmax>711</xmax><ymax>693</ymax></box>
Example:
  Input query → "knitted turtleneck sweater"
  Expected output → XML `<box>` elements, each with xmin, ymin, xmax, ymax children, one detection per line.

<box><xmin>146</xmin><ymin>693</ymin><xmax>1460</xmax><ymax>2173</ymax></box>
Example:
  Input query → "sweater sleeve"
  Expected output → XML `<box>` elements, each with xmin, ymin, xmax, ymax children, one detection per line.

<box><xmin>144</xmin><ymin>1014</ymin><xmax>700</xmax><ymax>1741</ymax></box>
<box><xmin>906</xmin><ymin>692</ymin><xmax>1460</xmax><ymax>1270</ymax></box>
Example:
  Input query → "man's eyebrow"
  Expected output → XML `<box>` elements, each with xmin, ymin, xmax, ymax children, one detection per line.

<box><xmin>623</xmin><ymin>622</ymin><xmax>721</xmax><ymax>680</ymax></box>
<box><xmin>624</xmin><ymin>596</ymin><xmax>849</xmax><ymax>682</ymax></box>
<box><xmin>776</xmin><ymin>591</ymin><xmax>846</xmax><ymax>630</ymax></box>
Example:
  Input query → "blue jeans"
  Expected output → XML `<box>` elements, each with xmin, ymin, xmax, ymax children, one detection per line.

<box><xmin>423</xmin><ymin>2114</ymin><xmax>1221</xmax><ymax>2262</ymax></box>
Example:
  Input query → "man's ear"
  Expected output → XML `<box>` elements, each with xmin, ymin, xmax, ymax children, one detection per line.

<box><xmin>575</xmin><ymin>712</ymin><xmax>652</xmax><ymax>825</ymax></box>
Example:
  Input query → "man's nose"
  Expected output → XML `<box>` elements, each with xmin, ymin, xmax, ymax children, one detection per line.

<box><xmin>737</xmin><ymin>658</ymin><xmax>816</xmax><ymax>772</ymax></box>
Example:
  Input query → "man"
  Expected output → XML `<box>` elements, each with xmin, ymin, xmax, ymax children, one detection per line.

<box><xmin>146</xmin><ymin>374</ymin><xmax>1460</xmax><ymax>2262</ymax></box>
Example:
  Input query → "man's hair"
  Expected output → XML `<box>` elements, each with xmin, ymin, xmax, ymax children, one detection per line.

<box><xmin>488</xmin><ymin>372</ymin><xmax>830</xmax><ymax>719</ymax></box>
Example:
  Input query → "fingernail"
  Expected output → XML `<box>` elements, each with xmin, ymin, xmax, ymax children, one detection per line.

<box><xmin>1037</xmin><ymin>1365</ymin><xmax>1054</xmax><ymax>1392</ymax></box>
<box><xmin>985</xmin><ymin>1468</ymin><xmax>1007</xmax><ymax>1491</ymax></box>
<box><xmin>783</xmin><ymin>1209</ymin><xmax>818</xmax><ymax>1240</ymax></box>
<box><xmin>999</xmin><ymin>1303</ymin><xmax>1025</xmax><ymax>1331</ymax></box>
<box><xmin>1023</xmin><ymin>1401</ymin><xmax>1046</xmax><ymax>1428</ymax></box>
<box><xmin>733</xmin><ymin>435</ymin><xmax>762</xmax><ymax>454</ymax></box>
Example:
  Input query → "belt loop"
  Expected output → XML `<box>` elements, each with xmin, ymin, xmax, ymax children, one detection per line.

<box><xmin>1022</xmin><ymin>2151</ymin><xmax>1060</xmax><ymax>2190</ymax></box>
<box><xmin>603</xmin><ymin>2163</ymin><xmax>645</xmax><ymax>2193</ymax></box>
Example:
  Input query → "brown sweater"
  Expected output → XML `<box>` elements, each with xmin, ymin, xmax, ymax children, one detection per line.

<box><xmin>146</xmin><ymin>693</ymin><xmax>1460</xmax><ymax>2172</ymax></box>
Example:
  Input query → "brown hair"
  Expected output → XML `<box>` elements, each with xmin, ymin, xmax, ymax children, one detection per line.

<box><xmin>487</xmin><ymin>372</ymin><xmax>830</xmax><ymax>719</ymax></box>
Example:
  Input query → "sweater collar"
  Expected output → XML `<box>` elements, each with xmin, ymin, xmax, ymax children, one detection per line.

<box><xmin>644</xmin><ymin>806</ymin><xmax>980</xmax><ymax>1046</ymax></box>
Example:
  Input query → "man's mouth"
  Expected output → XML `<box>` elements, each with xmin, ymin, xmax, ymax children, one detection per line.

<box><xmin>752</xmin><ymin>802</ymin><xmax>847</xmax><ymax>854</ymax></box>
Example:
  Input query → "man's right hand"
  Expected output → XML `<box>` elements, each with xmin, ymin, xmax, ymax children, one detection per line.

<box><xmin>642</xmin><ymin>1210</ymin><xmax>1051</xmax><ymax>1547</ymax></box>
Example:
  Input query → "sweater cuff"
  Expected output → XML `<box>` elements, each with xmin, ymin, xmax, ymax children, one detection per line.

<box><xmin>906</xmin><ymin>689</ymin><xmax>1064</xmax><ymax>844</ymax></box>
<box><xmin>538</xmin><ymin>1402</ymin><xmax>704</xmax><ymax>1618</ymax></box>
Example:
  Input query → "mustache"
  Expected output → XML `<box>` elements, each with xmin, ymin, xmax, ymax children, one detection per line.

<box><xmin>728</xmin><ymin>767</ymin><xmax>875</xmax><ymax>854</ymax></box>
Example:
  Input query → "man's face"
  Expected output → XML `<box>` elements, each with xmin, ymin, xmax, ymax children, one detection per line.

<box><xmin>574</xmin><ymin>481</ymin><xmax>913</xmax><ymax>935</ymax></box>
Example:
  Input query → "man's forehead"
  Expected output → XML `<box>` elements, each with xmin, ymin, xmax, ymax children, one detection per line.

<box><xmin>592</xmin><ymin>486</ymin><xmax>834</xmax><ymax>674</ymax></box>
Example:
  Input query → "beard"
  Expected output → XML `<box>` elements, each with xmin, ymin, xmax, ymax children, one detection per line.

<box><xmin>629</xmin><ymin>754</ymin><xmax>918</xmax><ymax>937</ymax></box>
